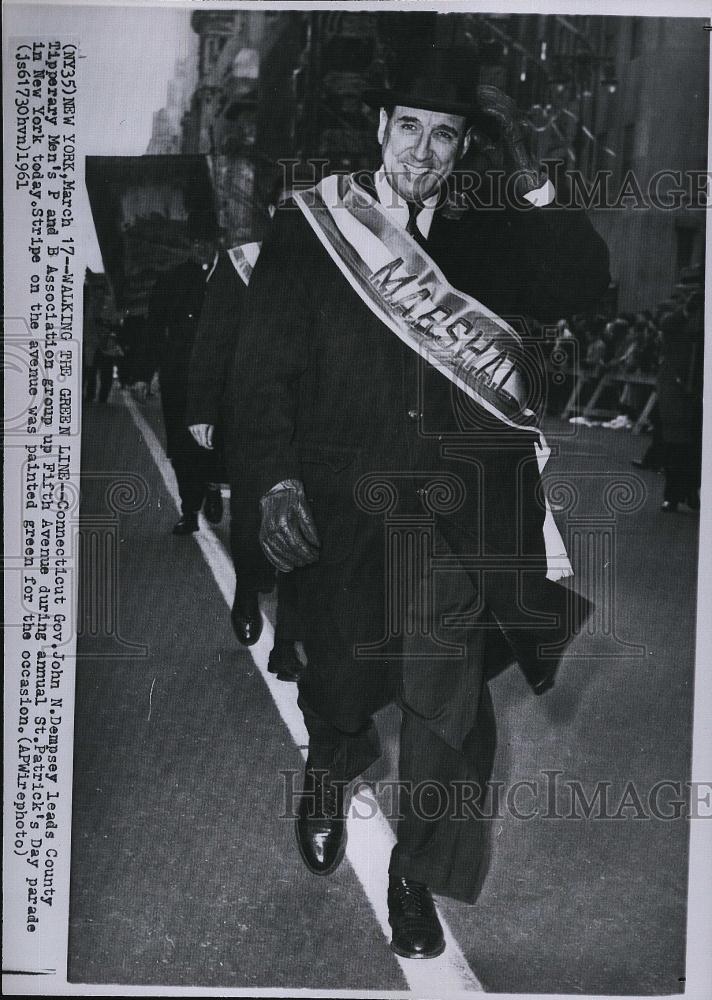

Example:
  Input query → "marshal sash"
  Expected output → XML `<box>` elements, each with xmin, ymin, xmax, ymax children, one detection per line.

<box><xmin>294</xmin><ymin>173</ymin><xmax>541</xmax><ymax>432</ymax></box>
<box><xmin>220</xmin><ymin>183</ymin><xmax>571</xmax><ymax>581</ymax></box>
<box><xmin>293</xmin><ymin>173</ymin><xmax>572</xmax><ymax>581</ymax></box>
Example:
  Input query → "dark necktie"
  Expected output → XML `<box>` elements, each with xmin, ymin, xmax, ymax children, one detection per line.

<box><xmin>406</xmin><ymin>201</ymin><xmax>422</xmax><ymax>240</ymax></box>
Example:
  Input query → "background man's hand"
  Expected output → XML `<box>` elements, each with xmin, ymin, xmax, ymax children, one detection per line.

<box><xmin>259</xmin><ymin>480</ymin><xmax>320</xmax><ymax>572</ymax></box>
<box><xmin>189</xmin><ymin>423</ymin><xmax>214</xmax><ymax>449</ymax></box>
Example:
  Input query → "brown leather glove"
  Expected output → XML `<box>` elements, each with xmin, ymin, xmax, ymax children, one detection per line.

<box><xmin>476</xmin><ymin>84</ymin><xmax>543</xmax><ymax>197</ymax></box>
<box><xmin>259</xmin><ymin>479</ymin><xmax>320</xmax><ymax>572</ymax></box>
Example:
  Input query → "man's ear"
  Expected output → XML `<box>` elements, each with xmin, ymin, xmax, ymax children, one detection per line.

<box><xmin>377</xmin><ymin>108</ymin><xmax>389</xmax><ymax>145</ymax></box>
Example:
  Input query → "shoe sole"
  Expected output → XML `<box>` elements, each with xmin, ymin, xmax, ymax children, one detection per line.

<box><xmin>294</xmin><ymin>818</ymin><xmax>347</xmax><ymax>876</ymax></box>
<box><xmin>389</xmin><ymin>939</ymin><xmax>446</xmax><ymax>960</ymax></box>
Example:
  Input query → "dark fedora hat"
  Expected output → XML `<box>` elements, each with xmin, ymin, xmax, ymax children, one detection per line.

<box><xmin>363</xmin><ymin>44</ymin><xmax>498</xmax><ymax>136</ymax></box>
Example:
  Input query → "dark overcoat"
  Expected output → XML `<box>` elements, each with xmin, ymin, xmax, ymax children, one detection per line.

<box><xmin>148</xmin><ymin>260</ymin><xmax>212</xmax><ymax>459</ymax></box>
<box><xmin>226</xmin><ymin>178</ymin><xmax>610</xmax><ymax>691</ymax></box>
<box><xmin>657</xmin><ymin>305</ymin><xmax>704</xmax><ymax>446</ymax></box>
<box><xmin>186</xmin><ymin>251</ymin><xmax>274</xmax><ymax>592</ymax></box>
<box><xmin>186</xmin><ymin>252</ymin><xmax>246</xmax><ymax>429</ymax></box>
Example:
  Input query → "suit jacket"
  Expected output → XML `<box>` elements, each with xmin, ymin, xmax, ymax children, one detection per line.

<box><xmin>226</xmin><ymin>179</ymin><xmax>610</xmax><ymax>567</ymax></box>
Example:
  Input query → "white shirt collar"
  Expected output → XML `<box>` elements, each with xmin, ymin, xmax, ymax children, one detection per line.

<box><xmin>372</xmin><ymin>167</ymin><xmax>556</xmax><ymax>236</ymax></box>
<box><xmin>374</xmin><ymin>166</ymin><xmax>437</xmax><ymax>240</ymax></box>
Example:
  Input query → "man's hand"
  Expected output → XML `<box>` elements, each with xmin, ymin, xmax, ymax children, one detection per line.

<box><xmin>476</xmin><ymin>84</ymin><xmax>524</xmax><ymax>143</ymax></box>
<box><xmin>132</xmin><ymin>381</ymin><xmax>149</xmax><ymax>403</ymax></box>
<box><xmin>476</xmin><ymin>84</ymin><xmax>542</xmax><ymax>195</ymax></box>
<box><xmin>189</xmin><ymin>423</ymin><xmax>214</xmax><ymax>449</ymax></box>
<box><xmin>259</xmin><ymin>480</ymin><xmax>320</xmax><ymax>572</ymax></box>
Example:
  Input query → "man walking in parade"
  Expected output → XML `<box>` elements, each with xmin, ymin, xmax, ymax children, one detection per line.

<box><xmin>227</xmin><ymin>48</ymin><xmax>610</xmax><ymax>959</ymax></box>
<box><xmin>186</xmin><ymin>183</ymin><xmax>303</xmax><ymax>679</ymax></box>
<box><xmin>148</xmin><ymin>211</ymin><xmax>224</xmax><ymax>536</ymax></box>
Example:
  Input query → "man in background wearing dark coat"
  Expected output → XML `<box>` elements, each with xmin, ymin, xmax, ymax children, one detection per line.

<box><xmin>226</xmin><ymin>51</ymin><xmax>609</xmax><ymax>959</ymax></box>
<box><xmin>185</xmin><ymin>192</ymin><xmax>303</xmax><ymax>679</ymax></box>
<box><xmin>657</xmin><ymin>288</ymin><xmax>703</xmax><ymax>512</ymax></box>
<box><xmin>148</xmin><ymin>212</ymin><xmax>223</xmax><ymax>535</ymax></box>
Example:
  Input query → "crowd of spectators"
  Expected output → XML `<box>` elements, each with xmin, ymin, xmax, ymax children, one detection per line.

<box><xmin>547</xmin><ymin>281</ymin><xmax>704</xmax><ymax>429</ymax></box>
<box><xmin>547</xmin><ymin>280</ymin><xmax>704</xmax><ymax>512</ymax></box>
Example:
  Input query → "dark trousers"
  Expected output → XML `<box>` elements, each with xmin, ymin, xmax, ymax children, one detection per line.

<box><xmin>640</xmin><ymin>404</ymin><xmax>662</xmax><ymax>468</ymax></box>
<box><xmin>295</xmin><ymin>520</ymin><xmax>499</xmax><ymax>901</ymax></box>
<box><xmin>663</xmin><ymin>441</ymin><xmax>701</xmax><ymax>504</ymax></box>
<box><xmin>169</xmin><ymin>429</ymin><xmax>221</xmax><ymax>515</ymax></box>
<box><xmin>388</xmin><ymin>547</ymin><xmax>496</xmax><ymax>898</ymax></box>
<box><xmin>160</xmin><ymin>363</ymin><xmax>222</xmax><ymax>516</ymax></box>
<box><xmin>228</xmin><ymin>487</ymin><xmax>300</xmax><ymax>647</ymax></box>
<box><xmin>274</xmin><ymin>572</ymin><xmax>300</xmax><ymax>647</ymax></box>
<box><xmin>84</xmin><ymin>351</ymin><xmax>114</xmax><ymax>403</ymax></box>
<box><xmin>229</xmin><ymin>489</ymin><xmax>275</xmax><ymax>597</ymax></box>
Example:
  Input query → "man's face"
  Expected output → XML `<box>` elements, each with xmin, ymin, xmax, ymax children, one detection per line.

<box><xmin>378</xmin><ymin>105</ymin><xmax>470</xmax><ymax>203</ymax></box>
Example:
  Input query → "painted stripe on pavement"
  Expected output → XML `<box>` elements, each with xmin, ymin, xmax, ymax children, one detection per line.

<box><xmin>123</xmin><ymin>391</ymin><xmax>484</xmax><ymax>996</ymax></box>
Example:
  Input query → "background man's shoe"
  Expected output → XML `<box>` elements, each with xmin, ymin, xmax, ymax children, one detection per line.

<box><xmin>203</xmin><ymin>487</ymin><xmax>223</xmax><ymax>524</ymax></box>
<box><xmin>295</xmin><ymin>766</ymin><xmax>346</xmax><ymax>876</ymax></box>
<box><xmin>231</xmin><ymin>592</ymin><xmax>262</xmax><ymax>646</ymax></box>
<box><xmin>661</xmin><ymin>501</ymin><xmax>678</xmax><ymax>513</ymax></box>
<box><xmin>388</xmin><ymin>876</ymin><xmax>445</xmax><ymax>959</ymax></box>
<box><xmin>172</xmin><ymin>513</ymin><xmax>199</xmax><ymax>535</ymax></box>
<box><xmin>268</xmin><ymin>642</ymin><xmax>303</xmax><ymax>682</ymax></box>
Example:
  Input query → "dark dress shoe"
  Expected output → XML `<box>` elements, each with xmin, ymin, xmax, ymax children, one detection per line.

<box><xmin>268</xmin><ymin>642</ymin><xmax>303</xmax><ymax>682</ymax></box>
<box><xmin>531</xmin><ymin>670</ymin><xmax>556</xmax><ymax>696</ymax></box>
<box><xmin>172</xmin><ymin>513</ymin><xmax>199</xmax><ymax>535</ymax></box>
<box><xmin>295</xmin><ymin>766</ymin><xmax>347</xmax><ymax>876</ymax></box>
<box><xmin>661</xmin><ymin>501</ymin><xmax>678</xmax><ymax>513</ymax></box>
<box><xmin>203</xmin><ymin>487</ymin><xmax>223</xmax><ymax>524</ymax></box>
<box><xmin>388</xmin><ymin>876</ymin><xmax>445</xmax><ymax>959</ymax></box>
<box><xmin>231</xmin><ymin>591</ymin><xmax>262</xmax><ymax>646</ymax></box>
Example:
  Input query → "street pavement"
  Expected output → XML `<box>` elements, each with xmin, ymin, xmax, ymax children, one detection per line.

<box><xmin>68</xmin><ymin>386</ymin><xmax>699</xmax><ymax>994</ymax></box>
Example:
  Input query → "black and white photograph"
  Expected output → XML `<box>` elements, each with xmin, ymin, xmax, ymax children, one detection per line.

<box><xmin>3</xmin><ymin>1</ymin><xmax>712</xmax><ymax>996</ymax></box>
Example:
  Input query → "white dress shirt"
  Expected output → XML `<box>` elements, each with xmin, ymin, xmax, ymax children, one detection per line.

<box><xmin>374</xmin><ymin>165</ymin><xmax>556</xmax><ymax>236</ymax></box>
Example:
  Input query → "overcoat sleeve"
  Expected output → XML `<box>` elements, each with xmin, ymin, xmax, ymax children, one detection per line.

<box><xmin>223</xmin><ymin>205</ymin><xmax>312</xmax><ymax>500</ymax></box>
<box><xmin>512</xmin><ymin>199</ymin><xmax>611</xmax><ymax>321</ymax></box>
<box><xmin>185</xmin><ymin>252</ymin><xmax>245</xmax><ymax>428</ymax></box>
